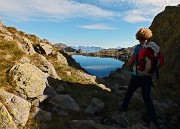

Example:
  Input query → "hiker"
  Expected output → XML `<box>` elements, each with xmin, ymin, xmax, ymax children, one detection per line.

<box><xmin>119</xmin><ymin>28</ymin><xmax>157</xmax><ymax>126</ymax></box>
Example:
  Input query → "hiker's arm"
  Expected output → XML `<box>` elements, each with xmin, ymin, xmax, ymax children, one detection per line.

<box><xmin>126</xmin><ymin>55</ymin><xmax>137</xmax><ymax>68</ymax></box>
<box><xmin>125</xmin><ymin>44</ymin><xmax>140</xmax><ymax>68</ymax></box>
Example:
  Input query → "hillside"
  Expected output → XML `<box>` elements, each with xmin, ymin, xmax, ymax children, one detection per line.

<box><xmin>0</xmin><ymin>21</ymin><xmax>113</xmax><ymax>129</ymax></box>
<box><xmin>0</xmin><ymin>6</ymin><xmax>180</xmax><ymax>129</ymax></box>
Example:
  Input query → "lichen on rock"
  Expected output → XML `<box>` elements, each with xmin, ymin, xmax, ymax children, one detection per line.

<box><xmin>0</xmin><ymin>89</ymin><xmax>31</xmax><ymax>127</ymax></box>
<box><xmin>10</xmin><ymin>62</ymin><xmax>48</xmax><ymax>98</ymax></box>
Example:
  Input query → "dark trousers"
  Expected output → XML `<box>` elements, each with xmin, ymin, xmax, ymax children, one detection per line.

<box><xmin>121</xmin><ymin>75</ymin><xmax>156</xmax><ymax>121</ymax></box>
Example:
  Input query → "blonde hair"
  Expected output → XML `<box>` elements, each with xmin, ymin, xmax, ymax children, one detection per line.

<box><xmin>136</xmin><ymin>28</ymin><xmax>153</xmax><ymax>40</ymax></box>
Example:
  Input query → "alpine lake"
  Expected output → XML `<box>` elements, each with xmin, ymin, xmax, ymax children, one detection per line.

<box><xmin>72</xmin><ymin>55</ymin><xmax>124</xmax><ymax>78</ymax></box>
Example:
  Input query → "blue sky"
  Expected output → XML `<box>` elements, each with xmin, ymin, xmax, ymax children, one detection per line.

<box><xmin>0</xmin><ymin>0</ymin><xmax>179</xmax><ymax>48</ymax></box>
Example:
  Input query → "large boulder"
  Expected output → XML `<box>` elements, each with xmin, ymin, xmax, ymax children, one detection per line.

<box><xmin>34</xmin><ymin>43</ymin><xmax>53</xmax><ymax>55</ymax></box>
<box><xmin>49</xmin><ymin>94</ymin><xmax>80</xmax><ymax>111</ymax></box>
<box><xmin>9</xmin><ymin>60</ymin><xmax>48</xmax><ymax>98</ymax></box>
<box><xmin>85</xmin><ymin>98</ymin><xmax>105</xmax><ymax>115</ymax></box>
<box><xmin>0</xmin><ymin>89</ymin><xmax>31</xmax><ymax>126</ymax></box>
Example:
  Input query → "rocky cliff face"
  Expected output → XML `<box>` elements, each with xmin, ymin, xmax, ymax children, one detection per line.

<box><xmin>149</xmin><ymin>6</ymin><xmax>180</xmax><ymax>106</ymax></box>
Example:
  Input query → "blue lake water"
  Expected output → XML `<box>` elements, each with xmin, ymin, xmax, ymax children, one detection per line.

<box><xmin>72</xmin><ymin>55</ymin><xmax>124</xmax><ymax>77</ymax></box>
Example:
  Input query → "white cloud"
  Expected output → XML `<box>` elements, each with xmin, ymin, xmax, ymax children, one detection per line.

<box><xmin>79</xmin><ymin>24</ymin><xmax>118</xmax><ymax>30</ymax></box>
<box><xmin>122</xmin><ymin>9</ymin><xmax>154</xmax><ymax>23</ymax></box>
<box><xmin>94</xmin><ymin>0</ymin><xmax>179</xmax><ymax>8</ymax></box>
<box><xmin>123</xmin><ymin>15</ymin><xmax>152</xmax><ymax>23</ymax></box>
<box><xmin>0</xmin><ymin>0</ymin><xmax>117</xmax><ymax>21</ymax></box>
<box><xmin>0</xmin><ymin>0</ymin><xmax>179</xmax><ymax>23</ymax></box>
<box><xmin>86</xmin><ymin>0</ymin><xmax>180</xmax><ymax>23</ymax></box>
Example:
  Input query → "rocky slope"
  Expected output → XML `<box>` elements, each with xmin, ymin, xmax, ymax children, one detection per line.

<box><xmin>0</xmin><ymin>5</ymin><xmax>180</xmax><ymax>129</ymax></box>
<box><xmin>0</xmin><ymin>21</ymin><xmax>111</xmax><ymax>129</ymax></box>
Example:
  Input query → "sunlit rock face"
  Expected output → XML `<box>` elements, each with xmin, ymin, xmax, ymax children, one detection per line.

<box><xmin>0</xmin><ymin>89</ymin><xmax>31</xmax><ymax>127</ymax></box>
<box><xmin>10</xmin><ymin>62</ymin><xmax>48</xmax><ymax>99</ymax></box>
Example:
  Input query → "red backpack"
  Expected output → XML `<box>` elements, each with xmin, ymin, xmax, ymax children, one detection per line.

<box><xmin>137</xmin><ymin>43</ymin><xmax>164</xmax><ymax>77</ymax></box>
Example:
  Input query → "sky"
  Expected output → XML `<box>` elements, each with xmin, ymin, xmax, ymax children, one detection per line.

<box><xmin>0</xmin><ymin>0</ymin><xmax>179</xmax><ymax>49</ymax></box>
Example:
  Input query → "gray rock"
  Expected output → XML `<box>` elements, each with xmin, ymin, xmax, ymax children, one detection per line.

<box><xmin>17</xmin><ymin>38</ymin><xmax>36</xmax><ymax>55</ymax></box>
<box><xmin>95</xmin><ymin>124</ymin><xmax>123</xmax><ymax>129</ymax></box>
<box><xmin>56</xmin><ymin>52</ymin><xmax>68</xmax><ymax>65</ymax></box>
<box><xmin>131</xmin><ymin>123</ymin><xmax>148</xmax><ymax>129</ymax></box>
<box><xmin>34</xmin><ymin>43</ymin><xmax>53</xmax><ymax>55</ymax></box>
<box><xmin>112</xmin><ymin>112</ymin><xmax>128</xmax><ymax>127</ymax></box>
<box><xmin>0</xmin><ymin>89</ymin><xmax>31</xmax><ymax>126</ymax></box>
<box><xmin>32</xmin><ymin>107</ymin><xmax>52</xmax><ymax>122</ymax></box>
<box><xmin>38</xmin><ymin>54</ymin><xmax>60</xmax><ymax>79</ymax></box>
<box><xmin>111</xmin><ymin>83</ymin><xmax>120</xmax><ymax>91</ymax></box>
<box><xmin>113</xmin><ymin>111</ymin><xmax>142</xmax><ymax>126</ymax></box>
<box><xmin>0</xmin><ymin>26</ymin><xmax>12</xmax><ymax>35</ymax></box>
<box><xmin>4</xmin><ymin>35</ymin><xmax>13</xmax><ymax>41</ymax></box>
<box><xmin>31</xmin><ymin>95</ymin><xmax>49</xmax><ymax>107</ymax></box>
<box><xmin>9</xmin><ymin>62</ymin><xmax>48</xmax><ymax>98</ymax></box>
<box><xmin>13</xmin><ymin>33</ymin><xmax>23</xmax><ymax>41</ymax></box>
<box><xmin>44</xmin><ymin>85</ymin><xmax>57</xmax><ymax>97</ymax></box>
<box><xmin>69</xmin><ymin>120</ymin><xmax>96</xmax><ymax>129</ymax></box>
<box><xmin>0</xmin><ymin>102</ymin><xmax>17</xmax><ymax>129</ymax></box>
<box><xmin>52</xmin><ymin>107</ymin><xmax>69</xmax><ymax>116</ymax></box>
<box><xmin>56</xmin><ymin>85</ymin><xmax>65</xmax><ymax>93</ymax></box>
<box><xmin>85</xmin><ymin>98</ymin><xmax>105</xmax><ymax>114</ymax></box>
<box><xmin>49</xmin><ymin>94</ymin><xmax>80</xmax><ymax>111</ymax></box>
<box><xmin>149</xmin><ymin>121</ymin><xmax>158</xmax><ymax>129</ymax></box>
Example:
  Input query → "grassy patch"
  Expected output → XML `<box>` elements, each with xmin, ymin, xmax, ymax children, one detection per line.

<box><xmin>6</xmin><ymin>26</ymin><xmax>18</xmax><ymax>34</ymax></box>
<box><xmin>0</xmin><ymin>40</ymin><xmax>24</xmax><ymax>89</ymax></box>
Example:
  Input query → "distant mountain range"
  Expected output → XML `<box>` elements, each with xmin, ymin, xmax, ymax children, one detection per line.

<box><xmin>71</xmin><ymin>46</ymin><xmax>105</xmax><ymax>53</ymax></box>
<box><xmin>55</xmin><ymin>43</ymin><xmax>122</xmax><ymax>53</ymax></box>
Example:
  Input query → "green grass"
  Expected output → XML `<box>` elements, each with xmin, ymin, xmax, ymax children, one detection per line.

<box><xmin>0</xmin><ymin>40</ymin><xmax>25</xmax><ymax>90</ymax></box>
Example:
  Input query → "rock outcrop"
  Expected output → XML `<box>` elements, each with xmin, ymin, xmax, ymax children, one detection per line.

<box><xmin>17</xmin><ymin>37</ymin><xmax>36</xmax><ymax>55</ymax></box>
<box><xmin>150</xmin><ymin>6</ymin><xmax>180</xmax><ymax>106</ymax></box>
<box><xmin>34</xmin><ymin>43</ymin><xmax>53</xmax><ymax>55</ymax></box>
<box><xmin>9</xmin><ymin>61</ymin><xmax>49</xmax><ymax>99</ymax></box>
<box><xmin>49</xmin><ymin>94</ymin><xmax>80</xmax><ymax>112</ymax></box>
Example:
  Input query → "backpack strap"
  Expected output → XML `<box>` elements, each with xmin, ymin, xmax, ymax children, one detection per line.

<box><xmin>135</xmin><ymin>44</ymin><xmax>142</xmax><ymax>76</ymax></box>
